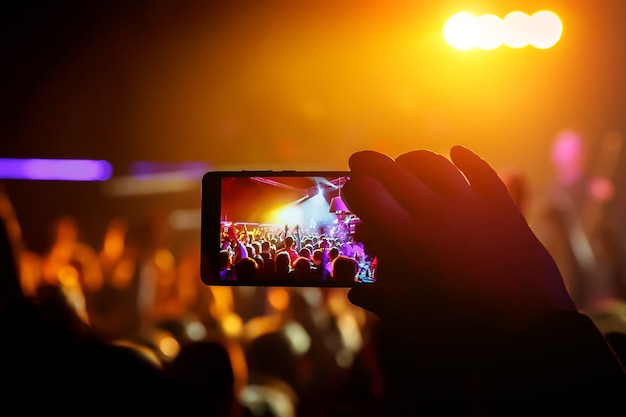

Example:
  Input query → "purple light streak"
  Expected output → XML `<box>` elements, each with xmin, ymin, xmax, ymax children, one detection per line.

<box><xmin>129</xmin><ymin>161</ymin><xmax>211</xmax><ymax>180</ymax></box>
<box><xmin>0</xmin><ymin>158</ymin><xmax>113</xmax><ymax>181</ymax></box>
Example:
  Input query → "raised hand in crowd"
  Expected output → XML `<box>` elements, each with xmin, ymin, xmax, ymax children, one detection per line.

<box><xmin>342</xmin><ymin>146</ymin><xmax>626</xmax><ymax>415</ymax></box>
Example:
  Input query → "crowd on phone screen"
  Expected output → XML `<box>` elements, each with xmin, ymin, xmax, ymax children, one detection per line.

<box><xmin>219</xmin><ymin>224</ymin><xmax>376</xmax><ymax>285</ymax></box>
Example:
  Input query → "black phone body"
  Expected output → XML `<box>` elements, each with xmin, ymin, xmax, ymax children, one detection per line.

<box><xmin>200</xmin><ymin>170</ymin><xmax>377</xmax><ymax>287</ymax></box>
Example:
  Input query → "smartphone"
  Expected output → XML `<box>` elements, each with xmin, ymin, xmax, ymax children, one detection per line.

<box><xmin>200</xmin><ymin>170</ymin><xmax>377</xmax><ymax>287</ymax></box>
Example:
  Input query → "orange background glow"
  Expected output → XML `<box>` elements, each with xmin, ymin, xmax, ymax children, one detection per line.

<box><xmin>1</xmin><ymin>0</ymin><xmax>625</xmax><ymax>249</ymax></box>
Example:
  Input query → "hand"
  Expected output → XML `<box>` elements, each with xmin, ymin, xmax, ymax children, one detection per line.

<box><xmin>227</xmin><ymin>225</ymin><xmax>238</xmax><ymax>242</ymax></box>
<box><xmin>342</xmin><ymin>146</ymin><xmax>576</xmax><ymax>351</ymax></box>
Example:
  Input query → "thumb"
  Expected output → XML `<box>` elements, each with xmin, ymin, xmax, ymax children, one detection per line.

<box><xmin>348</xmin><ymin>284</ymin><xmax>415</xmax><ymax>325</ymax></box>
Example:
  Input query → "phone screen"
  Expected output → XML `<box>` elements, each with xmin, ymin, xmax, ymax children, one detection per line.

<box><xmin>200</xmin><ymin>170</ymin><xmax>377</xmax><ymax>287</ymax></box>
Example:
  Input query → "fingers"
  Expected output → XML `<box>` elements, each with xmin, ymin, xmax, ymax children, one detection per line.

<box><xmin>348</xmin><ymin>150</ymin><xmax>439</xmax><ymax>217</ymax></box>
<box><xmin>349</xmin><ymin>283</ymin><xmax>447</xmax><ymax>334</ymax></box>
<box><xmin>395</xmin><ymin>149</ymin><xmax>471</xmax><ymax>197</ymax></box>
<box><xmin>350</xmin><ymin>147</ymin><xmax>516</xmax><ymax>211</ymax></box>
<box><xmin>350</xmin><ymin>221</ymin><xmax>387</xmax><ymax>259</ymax></box>
<box><xmin>345</xmin><ymin>146</ymin><xmax>577</xmax><ymax>341</ymax></box>
<box><xmin>449</xmin><ymin>146</ymin><xmax>513</xmax><ymax>205</ymax></box>
<box><xmin>342</xmin><ymin>174</ymin><xmax>414</xmax><ymax>241</ymax></box>
<box><xmin>348</xmin><ymin>284</ymin><xmax>417</xmax><ymax>325</ymax></box>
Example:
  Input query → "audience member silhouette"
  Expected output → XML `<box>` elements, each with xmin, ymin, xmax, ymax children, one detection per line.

<box><xmin>331</xmin><ymin>255</ymin><xmax>358</xmax><ymax>285</ymax></box>
<box><xmin>0</xmin><ymin>208</ymin><xmax>209</xmax><ymax>413</ymax></box>
<box><xmin>275</xmin><ymin>235</ymin><xmax>299</xmax><ymax>265</ymax></box>
<box><xmin>325</xmin><ymin>246</ymin><xmax>340</xmax><ymax>277</ymax></box>
<box><xmin>220</xmin><ymin>249</ymin><xmax>236</xmax><ymax>281</ymax></box>
<box><xmin>242</xmin><ymin>329</ymin><xmax>301</xmax><ymax>417</ymax></box>
<box><xmin>531</xmin><ymin>130</ymin><xmax>626</xmax><ymax>311</ymax></box>
<box><xmin>234</xmin><ymin>257</ymin><xmax>261</xmax><ymax>282</ymax></box>
<box><xmin>288</xmin><ymin>256</ymin><xmax>312</xmax><ymax>283</ymax></box>
<box><xmin>85</xmin><ymin>217</ymin><xmax>150</xmax><ymax>344</ymax></box>
<box><xmin>164</xmin><ymin>340</ymin><xmax>243</xmax><ymax>417</ymax></box>
<box><xmin>309</xmin><ymin>249</ymin><xmax>331</xmax><ymax>282</ymax></box>
<box><xmin>258</xmin><ymin>240</ymin><xmax>276</xmax><ymax>279</ymax></box>
<box><xmin>298</xmin><ymin>247</ymin><xmax>312</xmax><ymax>262</ymax></box>
<box><xmin>40</xmin><ymin>214</ymin><xmax>101</xmax><ymax>323</ymax></box>
<box><xmin>274</xmin><ymin>251</ymin><xmax>292</xmax><ymax>282</ymax></box>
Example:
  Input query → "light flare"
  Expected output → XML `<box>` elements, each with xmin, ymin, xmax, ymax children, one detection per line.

<box><xmin>0</xmin><ymin>158</ymin><xmax>112</xmax><ymax>181</ymax></box>
<box><xmin>444</xmin><ymin>10</ymin><xmax>562</xmax><ymax>50</ymax></box>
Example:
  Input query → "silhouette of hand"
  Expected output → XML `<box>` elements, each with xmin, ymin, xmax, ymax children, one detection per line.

<box><xmin>343</xmin><ymin>146</ymin><xmax>576</xmax><ymax>351</ymax></box>
<box><xmin>227</xmin><ymin>225</ymin><xmax>238</xmax><ymax>242</ymax></box>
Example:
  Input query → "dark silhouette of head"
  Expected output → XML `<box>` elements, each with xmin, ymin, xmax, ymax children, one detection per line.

<box><xmin>284</xmin><ymin>236</ymin><xmax>295</xmax><ymax>249</ymax></box>
<box><xmin>275</xmin><ymin>252</ymin><xmax>291</xmax><ymax>275</ymax></box>
<box><xmin>332</xmin><ymin>255</ymin><xmax>358</xmax><ymax>284</ymax></box>
<box><xmin>165</xmin><ymin>340</ymin><xmax>237</xmax><ymax>417</ymax></box>
<box><xmin>235</xmin><ymin>257</ymin><xmax>259</xmax><ymax>282</ymax></box>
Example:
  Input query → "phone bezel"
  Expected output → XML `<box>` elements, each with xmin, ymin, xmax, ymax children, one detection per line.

<box><xmin>200</xmin><ymin>170</ymin><xmax>375</xmax><ymax>287</ymax></box>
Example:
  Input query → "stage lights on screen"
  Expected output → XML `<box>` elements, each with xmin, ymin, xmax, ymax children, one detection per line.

<box><xmin>444</xmin><ymin>11</ymin><xmax>562</xmax><ymax>50</ymax></box>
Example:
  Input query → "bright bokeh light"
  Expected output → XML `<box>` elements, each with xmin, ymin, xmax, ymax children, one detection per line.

<box><xmin>267</xmin><ymin>287</ymin><xmax>290</xmax><ymax>311</ymax></box>
<box><xmin>444</xmin><ymin>10</ymin><xmax>562</xmax><ymax>50</ymax></box>
<box><xmin>185</xmin><ymin>320</ymin><xmax>207</xmax><ymax>341</ymax></box>
<box><xmin>220</xmin><ymin>312</ymin><xmax>244</xmax><ymax>338</ymax></box>
<box><xmin>337</xmin><ymin>313</ymin><xmax>363</xmax><ymax>352</ymax></box>
<box><xmin>443</xmin><ymin>12</ymin><xmax>477</xmax><ymax>50</ymax></box>
<box><xmin>58</xmin><ymin>265</ymin><xmax>79</xmax><ymax>287</ymax></box>
<box><xmin>283</xmin><ymin>321</ymin><xmax>311</xmax><ymax>356</ymax></box>
<box><xmin>154</xmin><ymin>248</ymin><xmax>175</xmax><ymax>270</ymax></box>
<box><xmin>208</xmin><ymin>286</ymin><xmax>235</xmax><ymax>318</ymax></box>
<box><xmin>158</xmin><ymin>335</ymin><xmax>180</xmax><ymax>359</ymax></box>
<box><xmin>474</xmin><ymin>14</ymin><xmax>503</xmax><ymax>50</ymax></box>
<box><xmin>503</xmin><ymin>11</ymin><xmax>530</xmax><ymax>48</ymax></box>
<box><xmin>529</xmin><ymin>11</ymin><xmax>563</xmax><ymax>49</ymax></box>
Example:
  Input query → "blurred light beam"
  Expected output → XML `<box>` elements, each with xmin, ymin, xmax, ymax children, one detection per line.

<box><xmin>0</xmin><ymin>158</ymin><xmax>112</xmax><ymax>181</ymax></box>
